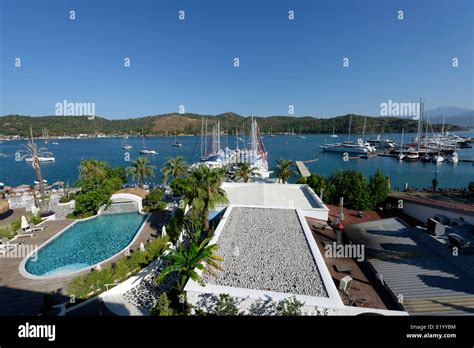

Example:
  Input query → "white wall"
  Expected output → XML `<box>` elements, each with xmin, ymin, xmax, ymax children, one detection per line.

<box><xmin>403</xmin><ymin>201</ymin><xmax>474</xmax><ymax>225</ymax></box>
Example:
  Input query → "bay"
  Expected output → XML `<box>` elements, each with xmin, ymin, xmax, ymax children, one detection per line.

<box><xmin>0</xmin><ymin>131</ymin><xmax>473</xmax><ymax>190</ymax></box>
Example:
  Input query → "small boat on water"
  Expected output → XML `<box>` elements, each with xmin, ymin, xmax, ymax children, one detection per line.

<box><xmin>25</xmin><ymin>156</ymin><xmax>55</xmax><ymax>163</ymax></box>
<box><xmin>404</xmin><ymin>152</ymin><xmax>419</xmax><ymax>161</ymax></box>
<box><xmin>420</xmin><ymin>153</ymin><xmax>431</xmax><ymax>162</ymax></box>
<box><xmin>330</xmin><ymin>126</ymin><xmax>338</xmax><ymax>138</ymax></box>
<box><xmin>172</xmin><ymin>134</ymin><xmax>182</xmax><ymax>147</ymax></box>
<box><xmin>433</xmin><ymin>154</ymin><xmax>444</xmax><ymax>163</ymax></box>
<box><xmin>122</xmin><ymin>135</ymin><xmax>133</xmax><ymax>150</ymax></box>
<box><xmin>448</xmin><ymin>152</ymin><xmax>459</xmax><ymax>164</ymax></box>
<box><xmin>139</xmin><ymin>132</ymin><xmax>157</xmax><ymax>154</ymax></box>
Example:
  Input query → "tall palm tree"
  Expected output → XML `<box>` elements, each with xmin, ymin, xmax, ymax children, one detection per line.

<box><xmin>235</xmin><ymin>162</ymin><xmax>260</xmax><ymax>183</ymax></box>
<box><xmin>78</xmin><ymin>160</ymin><xmax>108</xmax><ymax>180</ymax></box>
<box><xmin>183</xmin><ymin>165</ymin><xmax>227</xmax><ymax>232</ymax></box>
<box><xmin>274</xmin><ymin>159</ymin><xmax>297</xmax><ymax>184</ymax></box>
<box><xmin>156</xmin><ymin>238</ymin><xmax>222</xmax><ymax>291</ymax></box>
<box><xmin>18</xmin><ymin>129</ymin><xmax>53</xmax><ymax>195</ymax></box>
<box><xmin>126</xmin><ymin>156</ymin><xmax>156</xmax><ymax>187</ymax></box>
<box><xmin>161</xmin><ymin>156</ymin><xmax>188</xmax><ymax>185</ymax></box>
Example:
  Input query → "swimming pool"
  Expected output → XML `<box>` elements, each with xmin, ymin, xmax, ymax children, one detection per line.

<box><xmin>22</xmin><ymin>213</ymin><xmax>148</xmax><ymax>278</ymax></box>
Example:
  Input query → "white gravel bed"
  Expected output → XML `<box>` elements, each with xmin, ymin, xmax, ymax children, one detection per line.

<box><xmin>202</xmin><ymin>207</ymin><xmax>328</xmax><ymax>297</ymax></box>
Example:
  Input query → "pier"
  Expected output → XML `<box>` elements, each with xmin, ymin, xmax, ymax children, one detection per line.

<box><xmin>295</xmin><ymin>161</ymin><xmax>311</xmax><ymax>178</ymax></box>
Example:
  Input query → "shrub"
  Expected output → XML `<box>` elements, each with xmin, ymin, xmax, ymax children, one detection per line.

<box><xmin>211</xmin><ymin>294</ymin><xmax>241</xmax><ymax>316</ymax></box>
<box><xmin>276</xmin><ymin>296</ymin><xmax>305</xmax><ymax>316</ymax></box>
<box><xmin>150</xmin><ymin>293</ymin><xmax>174</xmax><ymax>316</ymax></box>
<box><xmin>143</xmin><ymin>189</ymin><xmax>167</xmax><ymax>212</ymax></box>
<box><xmin>329</xmin><ymin>170</ymin><xmax>372</xmax><ymax>210</ymax></box>
<box><xmin>66</xmin><ymin>236</ymin><xmax>170</xmax><ymax>301</ymax></box>
<box><xmin>369</xmin><ymin>169</ymin><xmax>389</xmax><ymax>207</ymax></box>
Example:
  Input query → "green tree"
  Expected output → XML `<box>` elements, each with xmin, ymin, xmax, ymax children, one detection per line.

<box><xmin>369</xmin><ymin>169</ymin><xmax>389</xmax><ymax>207</ymax></box>
<box><xmin>329</xmin><ymin>170</ymin><xmax>372</xmax><ymax>210</ymax></box>
<box><xmin>306</xmin><ymin>173</ymin><xmax>336</xmax><ymax>203</ymax></box>
<box><xmin>183</xmin><ymin>165</ymin><xmax>228</xmax><ymax>232</ymax></box>
<box><xmin>156</xmin><ymin>238</ymin><xmax>222</xmax><ymax>291</ymax></box>
<box><xmin>274</xmin><ymin>159</ymin><xmax>297</xmax><ymax>184</ymax></box>
<box><xmin>234</xmin><ymin>162</ymin><xmax>260</xmax><ymax>183</ymax></box>
<box><xmin>126</xmin><ymin>157</ymin><xmax>156</xmax><ymax>187</ymax></box>
<box><xmin>143</xmin><ymin>189</ymin><xmax>167</xmax><ymax>212</ymax></box>
<box><xmin>170</xmin><ymin>177</ymin><xmax>189</xmax><ymax>197</ymax></box>
<box><xmin>161</xmin><ymin>156</ymin><xmax>189</xmax><ymax>185</ymax></box>
<box><xmin>73</xmin><ymin>160</ymin><xmax>125</xmax><ymax>217</ymax></box>
<box><xmin>432</xmin><ymin>178</ymin><xmax>439</xmax><ymax>192</ymax></box>
<box><xmin>468</xmin><ymin>181</ymin><xmax>474</xmax><ymax>194</ymax></box>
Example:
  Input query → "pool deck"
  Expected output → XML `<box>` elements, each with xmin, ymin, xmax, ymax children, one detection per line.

<box><xmin>0</xmin><ymin>210</ymin><xmax>170</xmax><ymax>315</ymax></box>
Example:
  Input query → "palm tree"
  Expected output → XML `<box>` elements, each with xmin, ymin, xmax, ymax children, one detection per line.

<box><xmin>78</xmin><ymin>160</ymin><xmax>108</xmax><ymax>180</ymax></box>
<box><xmin>18</xmin><ymin>129</ymin><xmax>53</xmax><ymax>195</ymax></box>
<box><xmin>274</xmin><ymin>159</ymin><xmax>297</xmax><ymax>184</ymax></box>
<box><xmin>126</xmin><ymin>156</ymin><xmax>156</xmax><ymax>187</ymax></box>
<box><xmin>156</xmin><ymin>238</ymin><xmax>222</xmax><ymax>291</ymax></box>
<box><xmin>161</xmin><ymin>156</ymin><xmax>188</xmax><ymax>185</ymax></box>
<box><xmin>235</xmin><ymin>162</ymin><xmax>260</xmax><ymax>183</ymax></box>
<box><xmin>183</xmin><ymin>165</ymin><xmax>228</xmax><ymax>232</ymax></box>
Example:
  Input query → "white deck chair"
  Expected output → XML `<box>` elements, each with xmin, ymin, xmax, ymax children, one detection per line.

<box><xmin>20</xmin><ymin>215</ymin><xmax>47</xmax><ymax>233</ymax></box>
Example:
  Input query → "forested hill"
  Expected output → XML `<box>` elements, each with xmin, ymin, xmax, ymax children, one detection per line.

<box><xmin>0</xmin><ymin>113</ymin><xmax>466</xmax><ymax>137</ymax></box>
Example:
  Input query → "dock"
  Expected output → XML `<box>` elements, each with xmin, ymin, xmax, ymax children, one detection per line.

<box><xmin>295</xmin><ymin>161</ymin><xmax>311</xmax><ymax>177</ymax></box>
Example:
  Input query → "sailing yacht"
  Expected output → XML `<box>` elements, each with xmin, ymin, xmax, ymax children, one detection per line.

<box><xmin>172</xmin><ymin>134</ymin><xmax>182</xmax><ymax>147</ymax></box>
<box><xmin>139</xmin><ymin>132</ymin><xmax>157</xmax><ymax>154</ymax></box>
<box><xmin>398</xmin><ymin>129</ymin><xmax>405</xmax><ymax>161</ymax></box>
<box><xmin>122</xmin><ymin>135</ymin><xmax>133</xmax><ymax>150</ymax></box>
<box><xmin>297</xmin><ymin>128</ymin><xmax>306</xmax><ymax>139</ymax></box>
<box><xmin>330</xmin><ymin>126</ymin><xmax>338</xmax><ymax>138</ymax></box>
<box><xmin>321</xmin><ymin>116</ymin><xmax>375</xmax><ymax>154</ymax></box>
<box><xmin>268</xmin><ymin>126</ymin><xmax>275</xmax><ymax>137</ymax></box>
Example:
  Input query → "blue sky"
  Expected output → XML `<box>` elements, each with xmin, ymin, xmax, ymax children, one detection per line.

<box><xmin>0</xmin><ymin>0</ymin><xmax>472</xmax><ymax>118</ymax></box>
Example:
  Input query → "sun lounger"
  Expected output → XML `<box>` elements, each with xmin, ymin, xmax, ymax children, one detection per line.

<box><xmin>20</xmin><ymin>215</ymin><xmax>47</xmax><ymax>235</ymax></box>
<box><xmin>17</xmin><ymin>229</ymin><xmax>37</xmax><ymax>238</ymax></box>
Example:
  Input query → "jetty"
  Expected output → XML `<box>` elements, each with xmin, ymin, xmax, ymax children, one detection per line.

<box><xmin>295</xmin><ymin>161</ymin><xmax>311</xmax><ymax>178</ymax></box>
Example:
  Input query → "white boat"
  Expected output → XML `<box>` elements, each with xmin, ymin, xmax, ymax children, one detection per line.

<box><xmin>404</xmin><ymin>151</ymin><xmax>419</xmax><ymax>161</ymax></box>
<box><xmin>139</xmin><ymin>132</ymin><xmax>156</xmax><ymax>154</ymax></box>
<box><xmin>448</xmin><ymin>152</ymin><xmax>458</xmax><ymax>164</ymax></box>
<box><xmin>25</xmin><ymin>156</ymin><xmax>55</xmax><ymax>162</ymax></box>
<box><xmin>268</xmin><ymin>126</ymin><xmax>276</xmax><ymax>137</ymax></box>
<box><xmin>172</xmin><ymin>134</ymin><xmax>182</xmax><ymax>147</ymax></box>
<box><xmin>52</xmin><ymin>141</ymin><xmax>59</xmax><ymax>145</ymax></box>
<box><xmin>122</xmin><ymin>135</ymin><xmax>133</xmax><ymax>150</ymax></box>
<box><xmin>433</xmin><ymin>154</ymin><xmax>444</xmax><ymax>163</ymax></box>
<box><xmin>330</xmin><ymin>126</ymin><xmax>338</xmax><ymax>138</ymax></box>
<box><xmin>321</xmin><ymin>139</ymin><xmax>376</xmax><ymax>154</ymax></box>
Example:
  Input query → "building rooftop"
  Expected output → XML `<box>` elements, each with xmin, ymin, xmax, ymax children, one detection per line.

<box><xmin>202</xmin><ymin>206</ymin><xmax>328</xmax><ymax>297</ymax></box>
<box><xmin>220</xmin><ymin>182</ymin><xmax>328</xmax><ymax>211</ymax></box>
<box><xmin>345</xmin><ymin>218</ymin><xmax>474</xmax><ymax>315</ymax></box>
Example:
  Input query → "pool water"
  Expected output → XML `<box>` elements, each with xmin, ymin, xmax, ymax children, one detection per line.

<box><xmin>24</xmin><ymin>213</ymin><xmax>148</xmax><ymax>277</ymax></box>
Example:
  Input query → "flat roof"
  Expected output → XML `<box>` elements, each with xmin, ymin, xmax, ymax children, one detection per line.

<box><xmin>345</xmin><ymin>218</ymin><xmax>474</xmax><ymax>315</ymax></box>
<box><xmin>185</xmin><ymin>205</ymin><xmax>344</xmax><ymax>311</ymax></box>
<box><xmin>202</xmin><ymin>206</ymin><xmax>327</xmax><ymax>297</ymax></box>
<box><xmin>220</xmin><ymin>182</ymin><xmax>327</xmax><ymax>210</ymax></box>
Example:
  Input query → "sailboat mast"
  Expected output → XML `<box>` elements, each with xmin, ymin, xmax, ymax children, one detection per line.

<box><xmin>348</xmin><ymin>115</ymin><xmax>352</xmax><ymax>141</ymax></box>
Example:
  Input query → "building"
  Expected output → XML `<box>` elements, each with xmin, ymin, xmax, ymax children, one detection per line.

<box><xmin>216</xmin><ymin>182</ymin><xmax>329</xmax><ymax>220</ymax></box>
<box><xmin>345</xmin><ymin>218</ymin><xmax>474</xmax><ymax>315</ymax></box>
<box><xmin>185</xmin><ymin>204</ymin><xmax>406</xmax><ymax>315</ymax></box>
